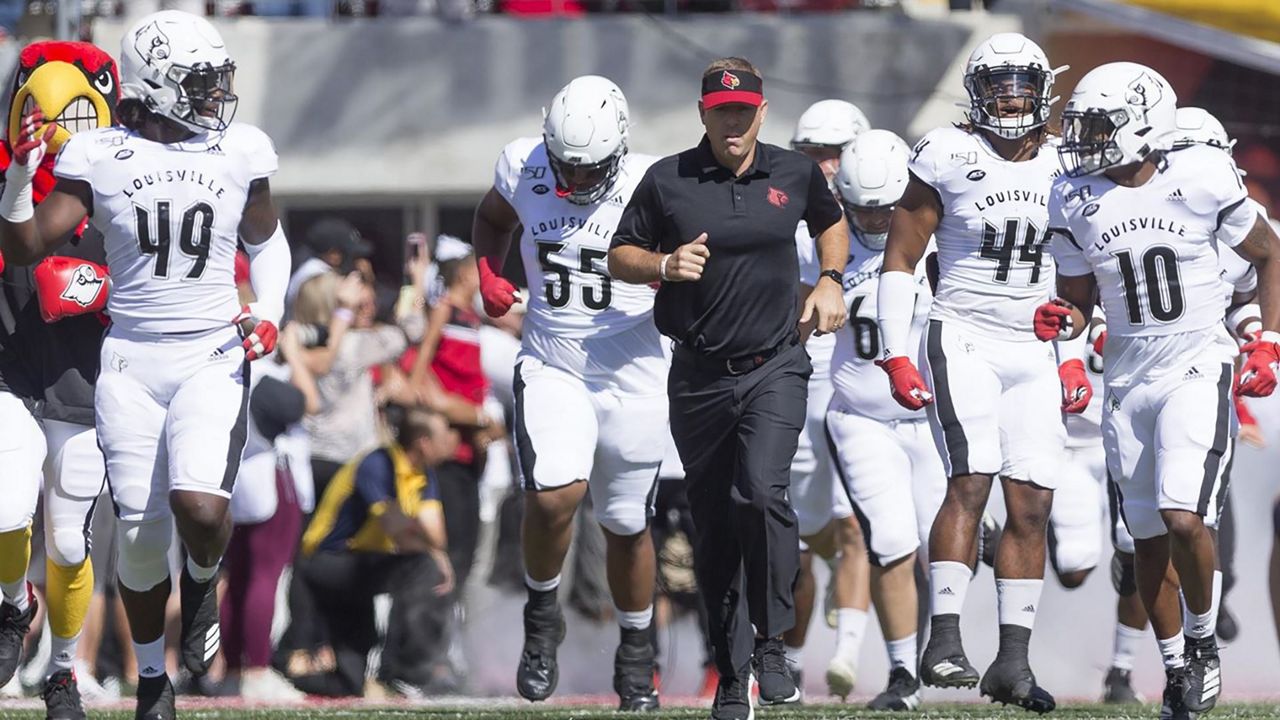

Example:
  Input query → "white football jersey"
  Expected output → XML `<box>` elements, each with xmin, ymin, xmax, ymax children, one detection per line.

<box><xmin>910</xmin><ymin>128</ymin><xmax>1061</xmax><ymax>340</ymax></box>
<box><xmin>1050</xmin><ymin>144</ymin><xmax>1250</xmax><ymax>385</ymax></box>
<box><xmin>830</xmin><ymin>231</ymin><xmax>934</xmax><ymax>422</ymax></box>
<box><xmin>795</xmin><ymin>219</ymin><xmax>835</xmax><ymax>378</ymax></box>
<box><xmin>54</xmin><ymin>124</ymin><xmax>277</xmax><ymax>334</ymax></box>
<box><xmin>495</xmin><ymin>137</ymin><xmax>657</xmax><ymax>339</ymax></box>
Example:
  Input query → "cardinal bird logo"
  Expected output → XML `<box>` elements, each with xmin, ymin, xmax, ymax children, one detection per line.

<box><xmin>767</xmin><ymin>187</ymin><xmax>789</xmax><ymax>208</ymax></box>
<box><xmin>61</xmin><ymin>264</ymin><xmax>105</xmax><ymax>308</ymax></box>
<box><xmin>721</xmin><ymin>71</ymin><xmax>741</xmax><ymax>90</ymax></box>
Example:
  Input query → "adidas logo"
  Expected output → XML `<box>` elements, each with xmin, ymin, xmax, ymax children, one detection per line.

<box><xmin>934</xmin><ymin>662</ymin><xmax>964</xmax><ymax>676</ymax></box>
<box><xmin>1167</xmin><ymin>188</ymin><xmax>1187</xmax><ymax>202</ymax></box>
<box><xmin>141</xmin><ymin>666</ymin><xmax>162</xmax><ymax>677</ymax></box>
<box><xmin>1021</xmin><ymin>604</ymin><xmax>1036</xmax><ymax>613</ymax></box>
<box><xmin>1184</xmin><ymin>366</ymin><xmax>1202</xmax><ymax>380</ymax></box>
<box><xmin>938</xmin><ymin>587</ymin><xmax>955</xmax><ymax>596</ymax></box>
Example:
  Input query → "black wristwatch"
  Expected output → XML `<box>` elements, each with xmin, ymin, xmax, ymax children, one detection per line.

<box><xmin>818</xmin><ymin>269</ymin><xmax>842</xmax><ymax>285</ymax></box>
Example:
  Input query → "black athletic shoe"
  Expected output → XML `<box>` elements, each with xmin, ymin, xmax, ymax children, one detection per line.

<box><xmin>980</xmin><ymin>626</ymin><xmax>1055</xmax><ymax>714</ymax></box>
<box><xmin>919</xmin><ymin>615</ymin><xmax>979</xmax><ymax>688</ymax></box>
<box><xmin>1182</xmin><ymin>635</ymin><xmax>1221</xmax><ymax>714</ymax></box>
<box><xmin>752</xmin><ymin>637</ymin><xmax>800</xmax><ymax>706</ymax></box>
<box><xmin>613</xmin><ymin>626</ymin><xmax>659</xmax><ymax>711</ymax></box>
<box><xmin>41</xmin><ymin>669</ymin><xmax>86</xmax><ymax>720</ymax></box>
<box><xmin>134</xmin><ymin>674</ymin><xmax>175</xmax><ymax>720</ymax></box>
<box><xmin>711</xmin><ymin>669</ymin><xmax>754</xmax><ymax>720</ymax></box>
<box><xmin>0</xmin><ymin>590</ymin><xmax>36</xmax><ymax>686</ymax></box>
<box><xmin>515</xmin><ymin>590</ymin><xmax>565</xmax><ymax>702</ymax></box>
<box><xmin>179</xmin><ymin>568</ymin><xmax>220</xmax><ymax>676</ymax></box>
<box><xmin>867</xmin><ymin>667</ymin><xmax>922</xmax><ymax>711</ymax></box>
<box><xmin>1160</xmin><ymin>667</ymin><xmax>1196</xmax><ymax>720</ymax></box>
<box><xmin>1216</xmin><ymin>605</ymin><xmax>1239</xmax><ymax>643</ymax></box>
<box><xmin>1102</xmin><ymin>666</ymin><xmax>1142</xmax><ymax>704</ymax></box>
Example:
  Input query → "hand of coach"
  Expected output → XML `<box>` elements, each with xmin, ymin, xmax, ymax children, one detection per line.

<box><xmin>659</xmin><ymin>232</ymin><xmax>710</xmax><ymax>282</ymax></box>
<box><xmin>801</xmin><ymin>272</ymin><xmax>847</xmax><ymax>336</ymax></box>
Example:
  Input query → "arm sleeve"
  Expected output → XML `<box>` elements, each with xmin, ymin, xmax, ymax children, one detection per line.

<box><xmin>611</xmin><ymin>168</ymin><xmax>661</xmax><ymax>251</ymax></box>
<box><xmin>794</xmin><ymin>221</ymin><xmax>818</xmax><ymax>286</ymax></box>
<box><xmin>52</xmin><ymin>134</ymin><xmax>93</xmax><ymax>182</ymax></box>
<box><xmin>244</xmin><ymin>222</ymin><xmax>291</xmax><ymax>325</ymax></box>
<box><xmin>876</xmin><ymin>270</ymin><xmax>917</xmax><ymax>359</ymax></box>
<box><xmin>353</xmin><ymin>449</ymin><xmax>397</xmax><ymax>509</ymax></box>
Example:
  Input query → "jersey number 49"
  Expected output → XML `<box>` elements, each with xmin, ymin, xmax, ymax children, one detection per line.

<box><xmin>134</xmin><ymin>200</ymin><xmax>216</xmax><ymax>280</ymax></box>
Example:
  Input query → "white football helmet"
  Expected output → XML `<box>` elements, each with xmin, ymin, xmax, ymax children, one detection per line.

<box><xmin>791</xmin><ymin>99</ymin><xmax>870</xmax><ymax>150</ymax></box>
<box><xmin>542</xmin><ymin>75</ymin><xmax>630</xmax><ymax>205</ymax></box>
<box><xmin>1172</xmin><ymin>107</ymin><xmax>1235</xmax><ymax>155</ymax></box>
<box><xmin>834</xmin><ymin>129</ymin><xmax>909</xmax><ymax>251</ymax></box>
<box><xmin>120</xmin><ymin>10</ymin><xmax>237</xmax><ymax>134</ymax></box>
<box><xmin>1060</xmin><ymin>62</ymin><xmax>1177</xmax><ymax>177</ymax></box>
<box><xmin>963</xmin><ymin>33</ymin><xmax>1062</xmax><ymax>140</ymax></box>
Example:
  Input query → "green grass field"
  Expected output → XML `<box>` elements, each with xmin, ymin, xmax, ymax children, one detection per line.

<box><xmin>2</xmin><ymin>704</ymin><xmax>1280</xmax><ymax>719</ymax></box>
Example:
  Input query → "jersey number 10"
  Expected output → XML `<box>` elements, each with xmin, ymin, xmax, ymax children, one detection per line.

<box><xmin>133</xmin><ymin>200</ymin><xmax>216</xmax><ymax>280</ymax></box>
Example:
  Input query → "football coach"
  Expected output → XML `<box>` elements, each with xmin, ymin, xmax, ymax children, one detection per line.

<box><xmin>608</xmin><ymin>57</ymin><xmax>849</xmax><ymax>719</ymax></box>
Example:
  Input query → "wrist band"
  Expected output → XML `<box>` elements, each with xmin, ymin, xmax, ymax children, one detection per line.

<box><xmin>659</xmin><ymin>254</ymin><xmax>672</xmax><ymax>282</ymax></box>
<box><xmin>0</xmin><ymin>161</ymin><xmax>36</xmax><ymax>223</ymax></box>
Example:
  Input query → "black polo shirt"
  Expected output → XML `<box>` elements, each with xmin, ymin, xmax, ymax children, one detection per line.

<box><xmin>612</xmin><ymin>136</ymin><xmax>841</xmax><ymax>358</ymax></box>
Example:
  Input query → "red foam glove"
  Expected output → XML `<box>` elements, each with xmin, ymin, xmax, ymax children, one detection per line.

<box><xmin>478</xmin><ymin>256</ymin><xmax>521</xmax><ymax>318</ymax></box>
<box><xmin>234</xmin><ymin>306</ymin><xmax>278</xmax><ymax>361</ymax></box>
<box><xmin>1237</xmin><ymin>334</ymin><xmax>1280</xmax><ymax>398</ymax></box>
<box><xmin>34</xmin><ymin>256</ymin><xmax>109</xmax><ymax>323</ymax></box>
<box><xmin>876</xmin><ymin>356</ymin><xmax>933</xmax><ymax>410</ymax></box>
<box><xmin>1033</xmin><ymin>300</ymin><xmax>1074</xmax><ymax>342</ymax></box>
<box><xmin>1058</xmin><ymin>359</ymin><xmax>1093</xmax><ymax>414</ymax></box>
<box><xmin>13</xmin><ymin>108</ymin><xmax>56</xmax><ymax>167</ymax></box>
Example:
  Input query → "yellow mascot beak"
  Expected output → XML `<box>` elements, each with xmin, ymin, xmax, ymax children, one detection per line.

<box><xmin>9</xmin><ymin>61</ymin><xmax>113</xmax><ymax>157</ymax></box>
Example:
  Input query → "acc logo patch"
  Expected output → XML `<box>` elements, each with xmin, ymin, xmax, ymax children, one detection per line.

<box><xmin>965</xmin><ymin>169</ymin><xmax>986</xmax><ymax>181</ymax></box>
<box><xmin>1082</xmin><ymin>203</ymin><xmax>1100</xmax><ymax>218</ymax></box>
<box><xmin>532</xmin><ymin>184</ymin><xmax>550</xmax><ymax>195</ymax></box>
<box><xmin>115</xmin><ymin>149</ymin><xmax>134</xmax><ymax>160</ymax></box>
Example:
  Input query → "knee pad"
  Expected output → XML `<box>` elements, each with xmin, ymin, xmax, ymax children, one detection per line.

<box><xmin>115</xmin><ymin>517</ymin><xmax>173</xmax><ymax>592</ymax></box>
<box><xmin>46</xmin><ymin>524</ymin><xmax>90</xmax><ymax>568</ymax></box>
<box><xmin>1110</xmin><ymin>553</ymin><xmax>1137</xmax><ymax>597</ymax></box>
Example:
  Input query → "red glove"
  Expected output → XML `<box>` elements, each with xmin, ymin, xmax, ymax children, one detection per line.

<box><xmin>876</xmin><ymin>356</ymin><xmax>933</xmax><ymax>410</ymax></box>
<box><xmin>1033</xmin><ymin>300</ymin><xmax>1075</xmax><ymax>342</ymax></box>
<box><xmin>478</xmin><ymin>256</ymin><xmax>521</xmax><ymax>318</ymax></box>
<box><xmin>234</xmin><ymin>306</ymin><xmax>278</xmax><ymax>361</ymax></box>
<box><xmin>1237</xmin><ymin>334</ymin><xmax>1280</xmax><ymax>397</ymax></box>
<box><xmin>1092</xmin><ymin>328</ymin><xmax>1107</xmax><ymax>358</ymax></box>
<box><xmin>1058</xmin><ymin>359</ymin><xmax>1093</xmax><ymax>414</ymax></box>
<box><xmin>34</xmin><ymin>256</ymin><xmax>109</xmax><ymax>323</ymax></box>
<box><xmin>13</xmin><ymin>108</ymin><xmax>56</xmax><ymax>167</ymax></box>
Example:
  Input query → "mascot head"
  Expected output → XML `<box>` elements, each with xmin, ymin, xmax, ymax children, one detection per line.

<box><xmin>8</xmin><ymin>41</ymin><xmax>120</xmax><ymax>159</ymax></box>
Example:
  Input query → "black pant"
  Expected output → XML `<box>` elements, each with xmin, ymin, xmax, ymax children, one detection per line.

<box><xmin>436</xmin><ymin>460</ymin><xmax>481</xmax><ymax>593</ymax></box>
<box><xmin>668</xmin><ymin>342</ymin><xmax>809</xmax><ymax>677</ymax></box>
<box><xmin>296</xmin><ymin>551</ymin><xmax>446</xmax><ymax>696</ymax></box>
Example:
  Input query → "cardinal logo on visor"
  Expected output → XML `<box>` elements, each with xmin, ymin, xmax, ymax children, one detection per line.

<box><xmin>721</xmin><ymin>71</ymin><xmax>740</xmax><ymax>90</ymax></box>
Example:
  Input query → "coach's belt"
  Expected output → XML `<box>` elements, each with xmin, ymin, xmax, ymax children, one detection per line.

<box><xmin>675</xmin><ymin>341</ymin><xmax>787</xmax><ymax>376</ymax></box>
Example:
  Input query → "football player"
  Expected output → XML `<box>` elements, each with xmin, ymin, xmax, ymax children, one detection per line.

<box><xmin>826</xmin><ymin>129</ymin><xmax>945</xmax><ymax>711</ymax></box>
<box><xmin>875</xmin><ymin>33</ymin><xmax>1068</xmax><ymax>712</ymax></box>
<box><xmin>785</xmin><ymin>98</ymin><xmax>870</xmax><ymax>701</ymax></box>
<box><xmin>0</xmin><ymin>11</ymin><xmax>290</xmax><ymax>720</ymax></box>
<box><xmin>470</xmin><ymin>75</ymin><xmax>667</xmax><ymax>710</ymax></box>
<box><xmin>1042</xmin><ymin>63</ymin><xmax>1280</xmax><ymax>717</ymax></box>
<box><xmin>0</xmin><ymin>40</ymin><xmax>120</xmax><ymax>720</ymax></box>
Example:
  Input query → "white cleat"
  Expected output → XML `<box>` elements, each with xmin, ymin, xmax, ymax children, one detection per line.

<box><xmin>826</xmin><ymin>656</ymin><xmax>857</xmax><ymax>700</ymax></box>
